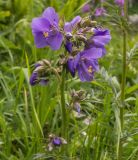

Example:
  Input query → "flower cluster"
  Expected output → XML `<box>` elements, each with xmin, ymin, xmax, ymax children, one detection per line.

<box><xmin>30</xmin><ymin>7</ymin><xmax>111</xmax><ymax>85</ymax></box>
<box><xmin>65</xmin><ymin>17</ymin><xmax>111</xmax><ymax>81</ymax></box>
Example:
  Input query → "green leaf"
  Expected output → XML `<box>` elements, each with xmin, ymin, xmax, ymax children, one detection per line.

<box><xmin>126</xmin><ymin>84</ymin><xmax>138</xmax><ymax>95</ymax></box>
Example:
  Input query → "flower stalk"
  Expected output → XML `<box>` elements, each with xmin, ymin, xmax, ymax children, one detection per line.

<box><xmin>60</xmin><ymin>68</ymin><xmax>67</xmax><ymax>138</ymax></box>
<box><xmin>118</xmin><ymin>0</ymin><xmax>127</xmax><ymax>160</ymax></box>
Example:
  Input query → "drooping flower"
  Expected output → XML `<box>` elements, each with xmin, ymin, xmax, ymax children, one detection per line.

<box><xmin>94</xmin><ymin>7</ymin><xmax>106</xmax><ymax>17</ymax></box>
<box><xmin>87</xmin><ymin>28</ymin><xmax>111</xmax><ymax>56</ymax></box>
<box><xmin>114</xmin><ymin>0</ymin><xmax>124</xmax><ymax>7</ymax></box>
<box><xmin>30</xmin><ymin>72</ymin><xmax>39</xmax><ymax>86</ymax></box>
<box><xmin>92</xmin><ymin>28</ymin><xmax>111</xmax><ymax>47</ymax></box>
<box><xmin>30</xmin><ymin>72</ymin><xmax>48</xmax><ymax>86</ymax></box>
<box><xmin>30</xmin><ymin>62</ymin><xmax>49</xmax><ymax>86</ymax></box>
<box><xmin>31</xmin><ymin>7</ymin><xmax>63</xmax><ymax>50</ymax></box>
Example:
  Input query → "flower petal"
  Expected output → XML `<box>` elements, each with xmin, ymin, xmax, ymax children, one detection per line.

<box><xmin>64</xmin><ymin>16</ymin><xmax>81</xmax><ymax>32</ymax></box>
<box><xmin>92</xmin><ymin>29</ymin><xmax>111</xmax><ymax>47</ymax></box>
<box><xmin>31</xmin><ymin>17</ymin><xmax>50</xmax><ymax>33</ymax></box>
<box><xmin>81</xmin><ymin>47</ymin><xmax>103</xmax><ymax>59</ymax></box>
<box><xmin>74</xmin><ymin>53</ymin><xmax>81</xmax><ymax>69</ymax></box>
<box><xmin>33</xmin><ymin>32</ymin><xmax>48</xmax><ymax>48</ymax></box>
<box><xmin>77</xmin><ymin>58</ymin><xmax>99</xmax><ymax>82</ymax></box>
<box><xmin>42</xmin><ymin>7</ymin><xmax>59</xmax><ymax>24</ymax></box>
<box><xmin>47</xmin><ymin>32</ymin><xmax>63</xmax><ymax>50</ymax></box>
<box><xmin>77</xmin><ymin>63</ymin><xmax>92</xmax><ymax>81</ymax></box>
<box><xmin>52</xmin><ymin>137</ymin><xmax>62</xmax><ymax>146</ymax></box>
<box><xmin>94</xmin><ymin>8</ymin><xmax>106</xmax><ymax>17</ymax></box>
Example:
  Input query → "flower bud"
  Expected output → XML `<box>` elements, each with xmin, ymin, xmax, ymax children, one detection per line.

<box><xmin>29</xmin><ymin>59</ymin><xmax>51</xmax><ymax>86</ymax></box>
<box><xmin>36</xmin><ymin>59</ymin><xmax>51</xmax><ymax>68</ymax></box>
<box><xmin>80</xmin><ymin>17</ymin><xmax>97</xmax><ymax>27</ymax></box>
<box><xmin>47</xmin><ymin>134</ymin><xmax>67</xmax><ymax>151</ymax></box>
<box><xmin>75</xmin><ymin>34</ymin><xmax>87</xmax><ymax>42</ymax></box>
<box><xmin>65</xmin><ymin>32</ymin><xmax>73</xmax><ymax>40</ymax></box>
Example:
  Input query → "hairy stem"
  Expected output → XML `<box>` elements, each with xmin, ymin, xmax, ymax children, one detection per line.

<box><xmin>60</xmin><ymin>69</ymin><xmax>67</xmax><ymax>138</ymax></box>
<box><xmin>118</xmin><ymin>1</ymin><xmax>127</xmax><ymax>159</ymax></box>
<box><xmin>118</xmin><ymin>29</ymin><xmax>127</xmax><ymax>160</ymax></box>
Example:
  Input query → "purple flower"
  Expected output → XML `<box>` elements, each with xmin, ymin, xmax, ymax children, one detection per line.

<box><xmin>76</xmin><ymin>51</ymin><xmax>99</xmax><ymax>82</ymax></box>
<box><xmin>87</xmin><ymin>28</ymin><xmax>111</xmax><ymax>56</ymax></box>
<box><xmin>92</xmin><ymin>28</ymin><xmax>111</xmax><ymax>47</ymax></box>
<box><xmin>52</xmin><ymin>137</ymin><xmax>62</xmax><ymax>146</ymax></box>
<box><xmin>82</xmin><ymin>4</ymin><xmax>91</xmax><ymax>13</ymax></box>
<box><xmin>31</xmin><ymin>7</ymin><xmax>63</xmax><ymax>50</ymax></box>
<box><xmin>67</xmin><ymin>47</ymin><xmax>101</xmax><ymax>81</ymax></box>
<box><xmin>94</xmin><ymin>8</ymin><xmax>106</xmax><ymax>17</ymax></box>
<box><xmin>115</xmin><ymin>0</ymin><xmax>124</xmax><ymax>7</ymax></box>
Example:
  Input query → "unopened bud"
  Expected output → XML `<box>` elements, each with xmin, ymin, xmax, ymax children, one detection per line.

<box><xmin>72</xmin><ymin>48</ymin><xmax>80</xmax><ymax>56</ymax></box>
<box><xmin>42</xmin><ymin>59</ymin><xmax>51</xmax><ymax>67</ymax></box>
<box><xmin>65</xmin><ymin>32</ymin><xmax>73</xmax><ymax>40</ymax></box>
<box><xmin>36</xmin><ymin>59</ymin><xmax>51</xmax><ymax>67</ymax></box>
<box><xmin>75</xmin><ymin>34</ymin><xmax>87</xmax><ymax>42</ymax></box>
<box><xmin>81</xmin><ymin>17</ymin><xmax>97</xmax><ymax>27</ymax></box>
<box><xmin>34</xmin><ymin>66</ymin><xmax>45</xmax><ymax>73</ymax></box>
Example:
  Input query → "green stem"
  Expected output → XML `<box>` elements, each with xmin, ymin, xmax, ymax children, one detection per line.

<box><xmin>60</xmin><ymin>69</ymin><xmax>67</xmax><ymax>138</ymax></box>
<box><xmin>118</xmin><ymin>29</ymin><xmax>127</xmax><ymax>160</ymax></box>
<box><xmin>118</xmin><ymin>1</ymin><xmax>127</xmax><ymax>159</ymax></box>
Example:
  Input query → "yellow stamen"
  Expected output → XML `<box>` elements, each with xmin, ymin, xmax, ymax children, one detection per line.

<box><xmin>88</xmin><ymin>66</ymin><xmax>92</xmax><ymax>73</ymax></box>
<box><xmin>43</xmin><ymin>32</ymin><xmax>49</xmax><ymax>38</ymax></box>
